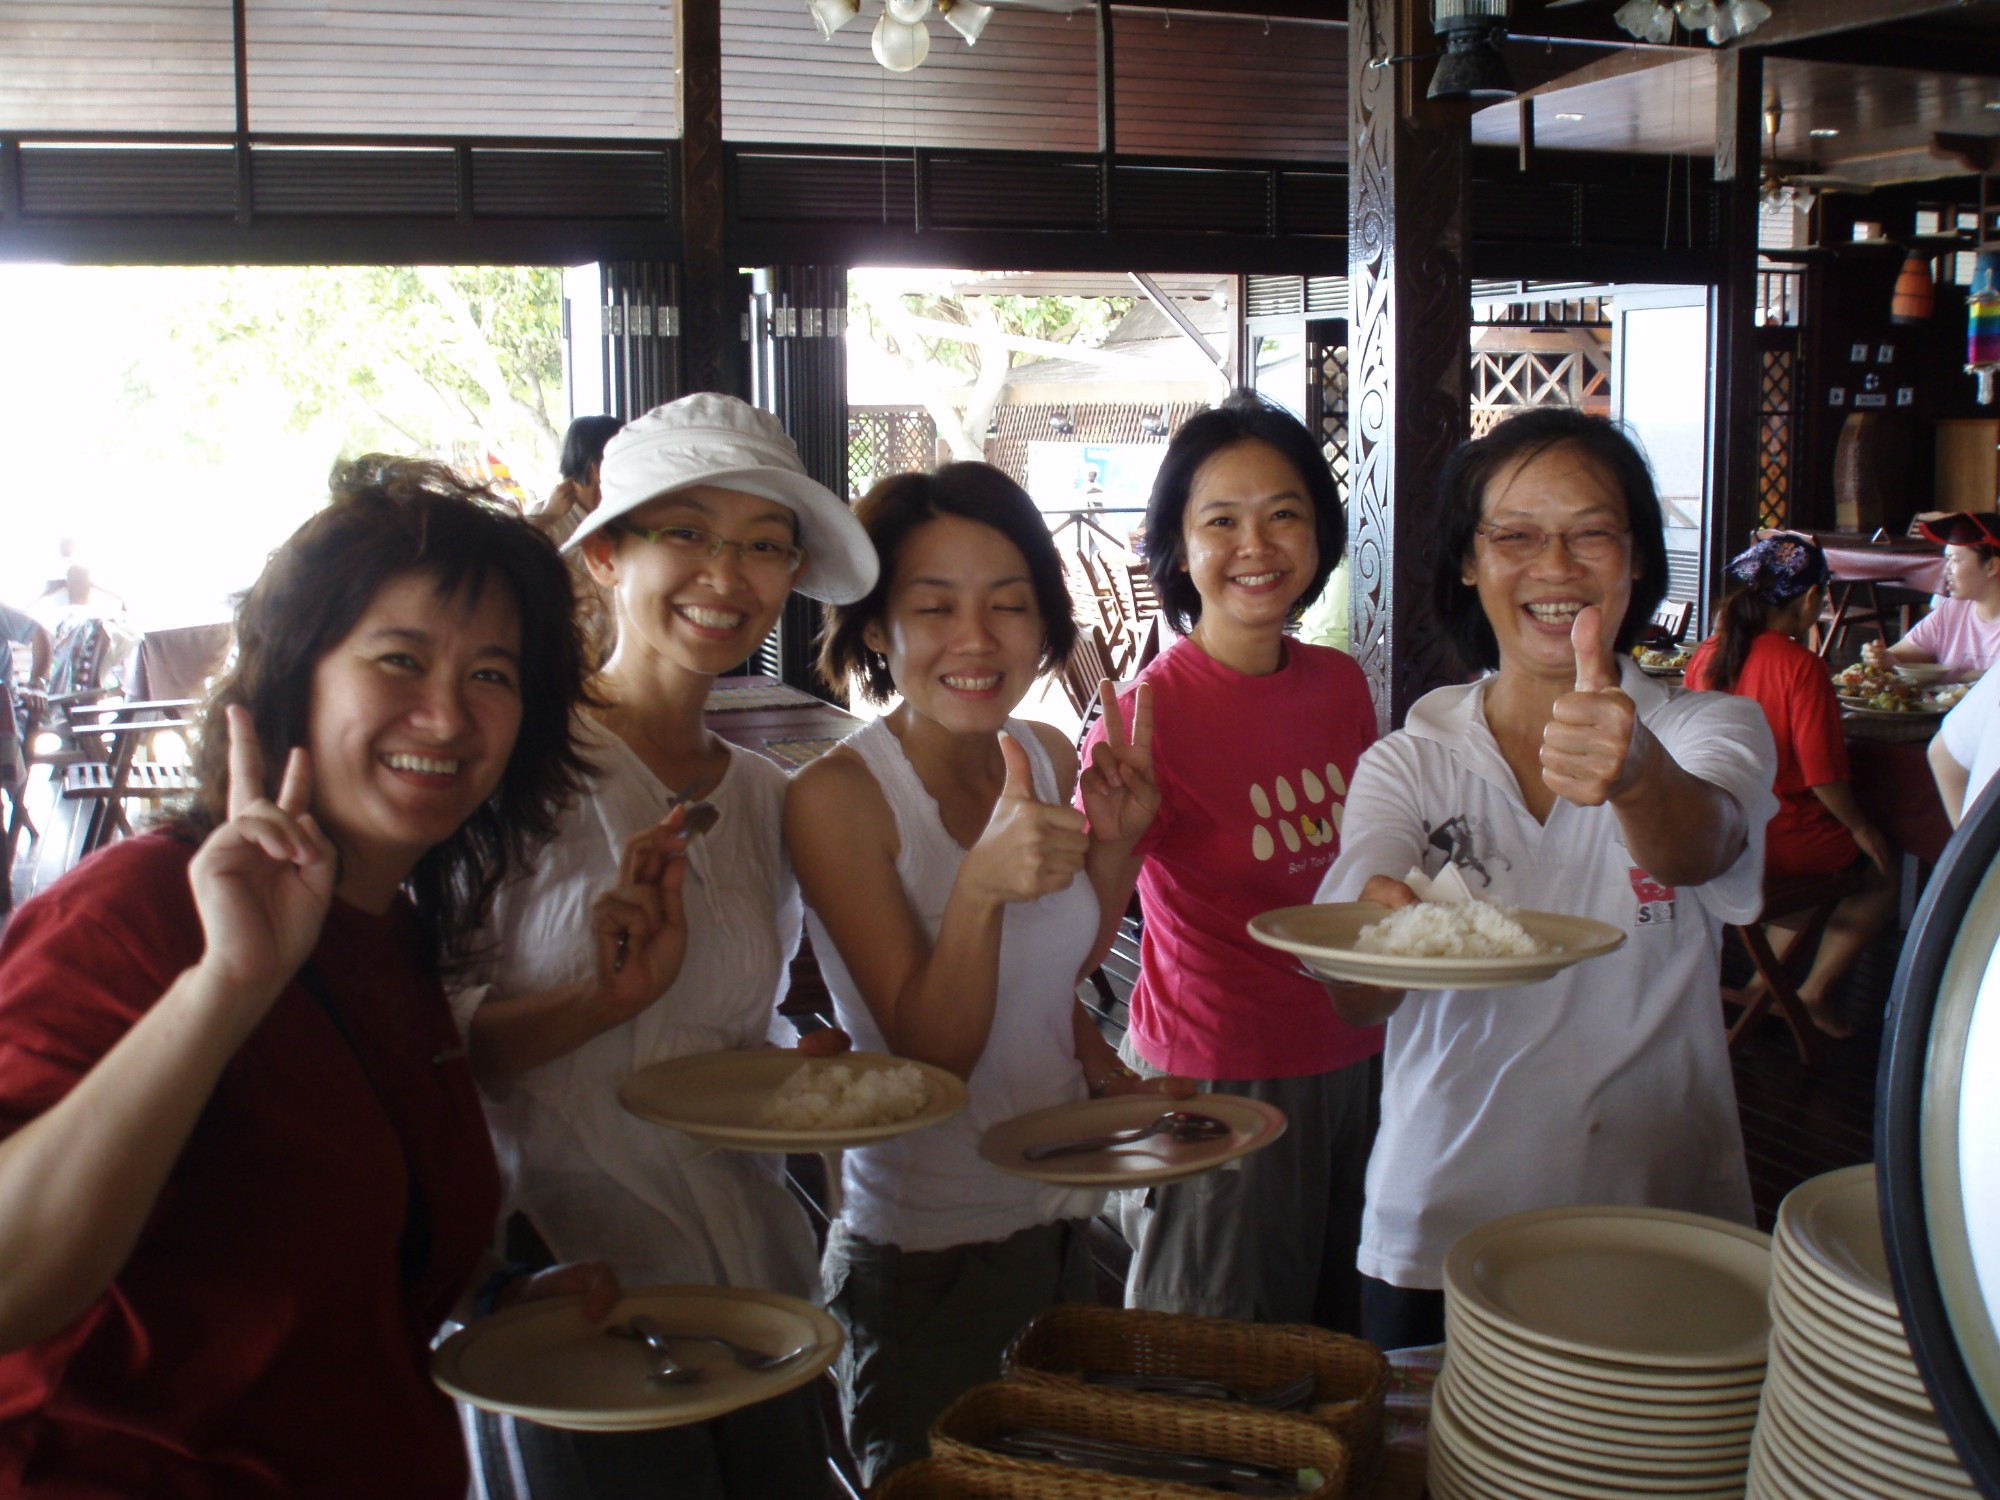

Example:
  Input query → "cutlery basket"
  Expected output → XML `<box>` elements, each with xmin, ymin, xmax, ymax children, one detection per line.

<box><xmin>1005</xmin><ymin>1305</ymin><xmax>1388</xmax><ymax>1486</ymax></box>
<box><xmin>872</xmin><ymin>1454</ymin><xmax>1176</xmax><ymax>1498</ymax></box>
<box><xmin>930</xmin><ymin>1379</ymin><xmax>1348</xmax><ymax>1499</ymax></box>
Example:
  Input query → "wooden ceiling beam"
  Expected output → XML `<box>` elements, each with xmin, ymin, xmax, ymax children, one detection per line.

<box><xmin>1719</xmin><ymin>0</ymin><xmax>1980</xmax><ymax>48</ymax></box>
<box><xmin>1764</xmin><ymin>27</ymin><xmax>2000</xmax><ymax>78</ymax></box>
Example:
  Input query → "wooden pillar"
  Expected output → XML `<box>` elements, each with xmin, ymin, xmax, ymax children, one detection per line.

<box><xmin>1347</xmin><ymin>0</ymin><xmax>1473</xmax><ymax>728</ymax></box>
<box><xmin>1710</xmin><ymin>49</ymin><xmax>1764</xmax><ymax>602</ymax></box>
<box><xmin>676</xmin><ymin>0</ymin><xmax>740</xmax><ymax>397</ymax></box>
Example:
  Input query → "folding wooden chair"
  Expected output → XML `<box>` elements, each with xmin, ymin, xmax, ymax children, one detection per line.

<box><xmin>1721</xmin><ymin>866</ymin><xmax>1872</xmax><ymax>1064</ymax></box>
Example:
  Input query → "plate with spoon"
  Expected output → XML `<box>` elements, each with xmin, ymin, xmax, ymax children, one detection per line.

<box><xmin>431</xmin><ymin>1285</ymin><xmax>842</xmax><ymax>1431</ymax></box>
<box><xmin>978</xmin><ymin>1092</ymin><xmax>1287</xmax><ymax>1187</ymax></box>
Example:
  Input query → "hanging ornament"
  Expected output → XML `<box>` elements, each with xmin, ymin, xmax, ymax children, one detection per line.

<box><xmin>1966</xmin><ymin>249</ymin><xmax>2000</xmax><ymax>404</ymax></box>
<box><xmin>1891</xmin><ymin>251</ymin><xmax>1935</xmax><ymax>324</ymax></box>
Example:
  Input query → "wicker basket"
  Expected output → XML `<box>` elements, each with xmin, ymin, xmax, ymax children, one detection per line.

<box><xmin>1004</xmin><ymin>1304</ymin><xmax>1388</xmax><ymax>1486</ymax></box>
<box><xmin>871</xmin><ymin>1454</ymin><xmax>1183</xmax><ymax>1499</ymax></box>
<box><xmin>930</xmin><ymin>1379</ymin><xmax>1348</xmax><ymax>1500</ymax></box>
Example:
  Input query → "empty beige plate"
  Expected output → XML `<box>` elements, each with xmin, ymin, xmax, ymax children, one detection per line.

<box><xmin>617</xmin><ymin>1048</ymin><xmax>967</xmax><ymax>1152</ymax></box>
<box><xmin>1444</xmin><ymin>1305</ymin><xmax>1767</xmax><ymax>1400</ymax></box>
<box><xmin>1777</xmin><ymin>1165</ymin><xmax>1901</xmax><ymax>1318</ymax></box>
<box><xmin>1247</xmin><ymin>902</ymin><xmax>1626</xmax><ymax>991</ymax></box>
<box><xmin>1429</xmin><ymin>1386</ymin><xmax>1748</xmax><ymax>1500</ymax></box>
<box><xmin>432</xmin><ymin>1285</ymin><xmax>841</xmax><ymax>1431</ymax></box>
<box><xmin>977</xmin><ymin>1092</ymin><xmax>1285</xmax><ymax>1187</ymax></box>
<box><xmin>1445</xmin><ymin>1206</ymin><xmax>1772</xmax><ymax>1369</ymax></box>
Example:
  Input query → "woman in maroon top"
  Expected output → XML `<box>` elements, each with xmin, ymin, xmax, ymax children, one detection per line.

<box><xmin>1685</xmin><ymin>533</ymin><xmax>1896</xmax><ymax>1038</ymax></box>
<box><xmin>0</xmin><ymin>462</ymin><xmax>608</xmax><ymax>1497</ymax></box>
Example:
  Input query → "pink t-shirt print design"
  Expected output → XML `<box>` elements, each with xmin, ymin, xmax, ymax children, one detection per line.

<box><xmin>1246</xmin><ymin>758</ymin><xmax>1348</xmax><ymax>869</ymax></box>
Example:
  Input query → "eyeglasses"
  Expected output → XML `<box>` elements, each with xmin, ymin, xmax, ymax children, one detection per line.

<box><xmin>1475</xmin><ymin>521</ymin><xmax>1631</xmax><ymax>564</ymax></box>
<box><xmin>619</xmin><ymin>523</ymin><xmax>805</xmax><ymax>576</ymax></box>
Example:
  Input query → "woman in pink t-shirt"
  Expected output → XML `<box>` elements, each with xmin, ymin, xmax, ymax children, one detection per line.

<box><xmin>1080</xmin><ymin>393</ymin><xmax>1382</xmax><ymax>1334</ymax></box>
<box><xmin>1865</xmin><ymin>512</ymin><xmax>2000</xmax><ymax>679</ymax></box>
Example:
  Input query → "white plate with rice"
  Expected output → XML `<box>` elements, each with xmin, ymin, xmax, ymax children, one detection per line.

<box><xmin>1247</xmin><ymin>900</ymin><xmax>1626</xmax><ymax>991</ymax></box>
<box><xmin>617</xmin><ymin>1049</ymin><xmax>968</xmax><ymax>1152</ymax></box>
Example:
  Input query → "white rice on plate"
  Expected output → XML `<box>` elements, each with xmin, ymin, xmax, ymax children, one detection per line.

<box><xmin>1355</xmin><ymin>900</ymin><xmax>1550</xmax><ymax>958</ymax></box>
<box><xmin>754</xmin><ymin>1061</ymin><xmax>930</xmax><ymax>1131</ymax></box>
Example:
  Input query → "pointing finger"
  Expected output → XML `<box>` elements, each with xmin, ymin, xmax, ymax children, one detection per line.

<box><xmin>224</xmin><ymin>704</ymin><xmax>267</xmax><ymax>820</ymax></box>
<box><xmin>275</xmin><ymin>746</ymin><xmax>313</xmax><ymax>819</ymax></box>
<box><xmin>1096</xmin><ymin>680</ymin><xmax>1125</xmax><ymax>753</ymax></box>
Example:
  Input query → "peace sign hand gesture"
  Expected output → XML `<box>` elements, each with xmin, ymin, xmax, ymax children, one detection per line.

<box><xmin>1079</xmin><ymin>680</ymin><xmax>1159</xmax><ymax>849</ymax></box>
<box><xmin>589</xmin><ymin>806</ymin><xmax>692</xmax><ymax>1024</ymax></box>
<box><xmin>187</xmin><ymin>704</ymin><xmax>339</xmax><ymax>1009</ymax></box>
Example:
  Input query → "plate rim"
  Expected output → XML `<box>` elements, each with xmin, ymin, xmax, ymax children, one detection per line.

<box><xmin>1443</xmin><ymin>1206</ymin><xmax>1774</xmax><ymax>1370</ymax></box>
<box><xmin>616</xmin><ymin>1047</ymin><xmax>969</xmax><ymax>1151</ymax></box>
<box><xmin>430</xmin><ymin>1283</ymin><xmax>843</xmax><ymax>1432</ymax></box>
<box><xmin>975</xmin><ymin>1091</ymin><xmax>1287</xmax><ymax>1187</ymax></box>
<box><xmin>1246</xmin><ymin>901</ymin><xmax>1628</xmax><ymax>990</ymax></box>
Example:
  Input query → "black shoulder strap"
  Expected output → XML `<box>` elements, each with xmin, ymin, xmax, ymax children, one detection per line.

<box><xmin>296</xmin><ymin>961</ymin><xmax>435</xmax><ymax>1305</ymax></box>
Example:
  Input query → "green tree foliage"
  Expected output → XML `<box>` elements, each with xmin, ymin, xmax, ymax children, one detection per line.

<box><xmin>159</xmin><ymin>265</ymin><xmax>564</xmax><ymax>481</ymax></box>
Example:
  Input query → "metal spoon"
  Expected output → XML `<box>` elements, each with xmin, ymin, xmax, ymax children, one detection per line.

<box><xmin>1022</xmin><ymin>1110</ymin><xmax>1231</xmax><ymax>1161</ymax></box>
<box><xmin>642</xmin><ymin>1330</ymin><xmax>814</xmax><ymax>1372</ymax></box>
<box><xmin>604</xmin><ymin>1315</ymin><xmax>701</xmax><ymax>1385</ymax></box>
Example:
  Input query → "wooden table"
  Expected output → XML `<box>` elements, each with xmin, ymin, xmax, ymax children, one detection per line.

<box><xmin>702</xmin><ymin>675</ymin><xmax>859</xmax><ymax>771</ymax></box>
<box><xmin>1846</xmin><ymin>715</ymin><xmax>1953</xmax><ymax>923</ymax></box>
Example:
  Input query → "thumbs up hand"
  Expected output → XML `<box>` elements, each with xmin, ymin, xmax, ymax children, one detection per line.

<box><xmin>1541</xmin><ymin>604</ymin><xmax>1650</xmax><ymax>807</ymax></box>
<box><xmin>964</xmin><ymin>732</ymin><xmax>1092</xmax><ymax>907</ymax></box>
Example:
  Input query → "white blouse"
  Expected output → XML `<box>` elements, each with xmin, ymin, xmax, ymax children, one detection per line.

<box><xmin>455</xmin><ymin>716</ymin><xmax>818</xmax><ymax>1300</ymax></box>
<box><xmin>1319</xmin><ymin>663</ymin><xmax>1779</xmax><ymax>1290</ymax></box>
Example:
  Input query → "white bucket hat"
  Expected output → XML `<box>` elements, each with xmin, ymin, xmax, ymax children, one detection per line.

<box><xmin>565</xmin><ymin>392</ymin><xmax>878</xmax><ymax>605</ymax></box>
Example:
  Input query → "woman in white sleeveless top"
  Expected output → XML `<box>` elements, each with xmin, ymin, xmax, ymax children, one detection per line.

<box><xmin>786</xmin><ymin>463</ymin><xmax>1182</xmax><ymax>1485</ymax></box>
<box><xmin>454</xmin><ymin>395</ymin><xmax>879</xmax><ymax>1500</ymax></box>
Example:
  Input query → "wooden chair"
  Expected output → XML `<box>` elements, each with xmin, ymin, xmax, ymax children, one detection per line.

<box><xmin>1060</xmin><ymin>626</ymin><xmax>1117</xmax><ymax>731</ymax></box>
<box><xmin>57</xmin><ymin>701</ymin><xmax>198</xmax><ymax>859</ymax></box>
<box><xmin>1074</xmin><ymin>551</ymin><xmax>1133</xmax><ymax>673</ymax></box>
<box><xmin>1721</xmin><ymin>866</ymin><xmax>1872</xmax><ymax>1064</ymax></box>
<box><xmin>1650</xmin><ymin>599</ymin><xmax>1693</xmax><ymax>644</ymax></box>
<box><xmin>1813</xmin><ymin>579</ymin><xmax>1889</xmax><ymax>659</ymax></box>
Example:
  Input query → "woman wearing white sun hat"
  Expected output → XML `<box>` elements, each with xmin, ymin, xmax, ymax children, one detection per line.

<box><xmin>454</xmin><ymin>393</ymin><xmax>877</xmax><ymax>1500</ymax></box>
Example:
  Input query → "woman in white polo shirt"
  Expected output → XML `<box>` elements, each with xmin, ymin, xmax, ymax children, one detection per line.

<box><xmin>1317</xmin><ymin>408</ymin><xmax>1778</xmax><ymax>1350</ymax></box>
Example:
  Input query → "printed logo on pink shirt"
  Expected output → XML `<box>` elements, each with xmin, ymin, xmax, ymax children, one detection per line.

<box><xmin>1248</xmin><ymin>760</ymin><xmax>1350</xmax><ymax>870</ymax></box>
<box><xmin>1629</xmin><ymin>867</ymin><xmax>1677</xmax><ymax>925</ymax></box>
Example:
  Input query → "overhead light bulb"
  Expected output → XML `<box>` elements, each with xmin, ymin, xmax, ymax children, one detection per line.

<box><xmin>1614</xmin><ymin>0</ymin><xmax>1674</xmax><ymax>44</ymax></box>
<box><xmin>940</xmin><ymin>0</ymin><xmax>993</xmax><ymax>44</ymax></box>
<box><xmin>884</xmin><ymin>0</ymin><xmax>933</xmax><ymax>23</ymax></box>
<box><xmin>1725</xmin><ymin>0</ymin><xmax>1771</xmax><ymax>36</ymax></box>
<box><xmin>807</xmin><ymin>0</ymin><xmax>859</xmax><ymax>39</ymax></box>
<box><xmin>1675</xmin><ymin>0</ymin><xmax>1718</xmax><ymax>28</ymax></box>
<box><xmin>871</xmin><ymin>13</ymin><xmax>930</xmax><ymax>70</ymax></box>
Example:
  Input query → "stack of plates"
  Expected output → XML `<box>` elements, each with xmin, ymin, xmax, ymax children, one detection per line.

<box><xmin>1431</xmin><ymin>1206</ymin><xmax>1773</xmax><ymax>1500</ymax></box>
<box><xmin>1748</xmin><ymin>1164</ymin><xmax>1978</xmax><ymax>1499</ymax></box>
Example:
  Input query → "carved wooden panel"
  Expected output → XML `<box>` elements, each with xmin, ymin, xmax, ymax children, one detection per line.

<box><xmin>1347</xmin><ymin>0</ymin><xmax>1470</xmax><ymax>730</ymax></box>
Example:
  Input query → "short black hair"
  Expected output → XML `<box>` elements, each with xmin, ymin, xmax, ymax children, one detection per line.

<box><xmin>559</xmin><ymin>415</ymin><xmax>625</xmax><ymax>481</ymax></box>
<box><xmin>819</xmin><ymin>463</ymin><xmax>1077</xmax><ymax>705</ymax></box>
<box><xmin>1142</xmin><ymin>392</ymin><xmax>1344</xmax><ymax>635</ymax></box>
<box><xmin>1432</xmin><ymin>408</ymin><xmax>1671</xmax><ymax>674</ymax></box>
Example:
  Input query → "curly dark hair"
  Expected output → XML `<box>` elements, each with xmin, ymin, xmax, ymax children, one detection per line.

<box><xmin>1432</xmin><ymin>408</ymin><xmax>1671</xmax><ymax>674</ymax></box>
<box><xmin>183</xmin><ymin>456</ymin><xmax>591</xmax><ymax>969</ymax></box>
<box><xmin>818</xmin><ymin>463</ymin><xmax>1077</xmax><ymax>705</ymax></box>
<box><xmin>1142</xmin><ymin>391</ymin><xmax>1345</xmax><ymax>635</ymax></box>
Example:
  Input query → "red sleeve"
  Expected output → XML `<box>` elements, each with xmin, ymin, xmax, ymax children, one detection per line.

<box><xmin>1785</xmin><ymin>649</ymin><xmax>1850</xmax><ymax>789</ymax></box>
<box><xmin>0</xmin><ymin>839</ymin><xmax>198</xmax><ymax>1139</ymax></box>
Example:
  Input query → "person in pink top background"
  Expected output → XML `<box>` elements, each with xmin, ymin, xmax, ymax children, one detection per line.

<box><xmin>1079</xmin><ymin>392</ymin><xmax>1382</xmax><ymax>1334</ymax></box>
<box><xmin>1865</xmin><ymin>512</ymin><xmax>2000</xmax><ymax>680</ymax></box>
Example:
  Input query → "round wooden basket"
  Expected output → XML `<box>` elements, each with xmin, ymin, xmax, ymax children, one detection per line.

<box><xmin>1004</xmin><ymin>1303</ymin><xmax>1388</xmax><ymax>1484</ymax></box>
<box><xmin>929</xmin><ymin>1379</ymin><xmax>1350</xmax><ymax>1500</ymax></box>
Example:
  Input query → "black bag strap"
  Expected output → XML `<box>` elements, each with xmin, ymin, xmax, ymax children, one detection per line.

<box><xmin>297</xmin><ymin>960</ymin><xmax>435</xmax><ymax>1305</ymax></box>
